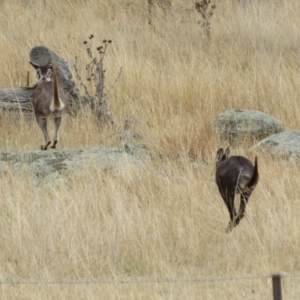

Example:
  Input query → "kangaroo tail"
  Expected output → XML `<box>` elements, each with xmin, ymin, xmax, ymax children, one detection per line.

<box><xmin>248</xmin><ymin>157</ymin><xmax>259</xmax><ymax>188</ymax></box>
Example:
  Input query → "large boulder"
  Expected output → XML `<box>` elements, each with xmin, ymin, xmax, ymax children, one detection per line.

<box><xmin>211</xmin><ymin>109</ymin><xmax>283</xmax><ymax>145</ymax></box>
<box><xmin>252</xmin><ymin>131</ymin><xmax>300</xmax><ymax>163</ymax></box>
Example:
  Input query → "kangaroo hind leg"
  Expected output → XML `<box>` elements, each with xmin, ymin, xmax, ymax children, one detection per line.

<box><xmin>234</xmin><ymin>193</ymin><xmax>250</xmax><ymax>227</ymax></box>
<box><xmin>36</xmin><ymin>116</ymin><xmax>51</xmax><ymax>150</ymax></box>
<box><xmin>51</xmin><ymin>115</ymin><xmax>63</xmax><ymax>149</ymax></box>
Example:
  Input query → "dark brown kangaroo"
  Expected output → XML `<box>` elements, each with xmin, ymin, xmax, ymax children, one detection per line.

<box><xmin>32</xmin><ymin>63</ymin><xmax>68</xmax><ymax>150</ymax></box>
<box><xmin>215</xmin><ymin>148</ymin><xmax>259</xmax><ymax>232</ymax></box>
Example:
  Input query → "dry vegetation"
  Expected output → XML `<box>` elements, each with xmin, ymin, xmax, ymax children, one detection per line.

<box><xmin>1</xmin><ymin>0</ymin><xmax>300</xmax><ymax>298</ymax></box>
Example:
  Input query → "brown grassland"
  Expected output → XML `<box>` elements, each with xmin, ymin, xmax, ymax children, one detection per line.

<box><xmin>1</xmin><ymin>0</ymin><xmax>300</xmax><ymax>299</ymax></box>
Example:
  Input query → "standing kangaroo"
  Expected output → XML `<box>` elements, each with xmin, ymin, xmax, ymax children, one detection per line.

<box><xmin>32</xmin><ymin>63</ymin><xmax>68</xmax><ymax>150</ymax></box>
<box><xmin>215</xmin><ymin>148</ymin><xmax>259</xmax><ymax>232</ymax></box>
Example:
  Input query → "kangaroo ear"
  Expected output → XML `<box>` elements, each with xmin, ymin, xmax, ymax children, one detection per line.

<box><xmin>216</xmin><ymin>148</ymin><xmax>224</xmax><ymax>162</ymax></box>
<box><xmin>45</xmin><ymin>68</ymin><xmax>52</xmax><ymax>81</ymax></box>
<box><xmin>225</xmin><ymin>148</ymin><xmax>230</xmax><ymax>158</ymax></box>
<box><xmin>36</xmin><ymin>68</ymin><xmax>42</xmax><ymax>81</ymax></box>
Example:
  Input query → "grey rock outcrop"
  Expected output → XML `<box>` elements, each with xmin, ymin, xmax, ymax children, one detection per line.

<box><xmin>252</xmin><ymin>130</ymin><xmax>300</xmax><ymax>164</ymax></box>
<box><xmin>0</xmin><ymin>130</ymin><xmax>151</xmax><ymax>184</ymax></box>
<box><xmin>211</xmin><ymin>109</ymin><xmax>283</xmax><ymax>145</ymax></box>
<box><xmin>117</xmin><ymin>129</ymin><xmax>151</xmax><ymax>160</ymax></box>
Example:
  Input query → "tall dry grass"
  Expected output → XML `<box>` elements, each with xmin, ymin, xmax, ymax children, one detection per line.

<box><xmin>1</xmin><ymin>0</ymin><xmax>300</xmax><ymax>298</ymax></box>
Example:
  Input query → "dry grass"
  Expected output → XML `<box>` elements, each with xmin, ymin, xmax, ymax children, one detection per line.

<box><xmin>1</xmin><ymin>0</ymin><xmax>300</xmax><ymax>298</ymax></box>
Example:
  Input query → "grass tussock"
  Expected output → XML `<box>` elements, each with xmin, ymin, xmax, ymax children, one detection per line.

<box><xmin>1</xmin><ymin>0</ymin><xmax>300</xmax><ymax>298</ymax></box>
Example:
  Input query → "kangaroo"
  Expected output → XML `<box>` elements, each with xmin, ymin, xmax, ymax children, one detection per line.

<box><xmin>215</xmin><ymin>148</ymin><xmax>259</xmax><ymax>232</ymax></box>
<box><xmin>32</xmin><ymin>63</ymin><xmax>68</xmax><ymax>150</ymax></box>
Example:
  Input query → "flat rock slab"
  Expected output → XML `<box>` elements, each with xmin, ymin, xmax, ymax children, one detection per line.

<box><xmin>211</xmin><ymin>109</ymin><xmax>283</xmax><ymax>145</ymax></box>
<box><xmin>252</xmin><ymin>131</ymin><xmax>300</xmax><ymax>163</ymax></box>
<box><xmin>0</xmin><ymin>145</ymin><xmax>149</xmax><ymax>184</ymax></box>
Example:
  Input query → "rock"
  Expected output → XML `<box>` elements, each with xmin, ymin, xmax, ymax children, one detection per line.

<box><xmin>124</xmin><ymin>142</ymin><xmax>151</xmax><ymax>160</ymax></box>
<box><xmin>0</xmin><ymin>143</ymin><xmax>150</xmax><ymax>185</ymax></box>
<box><xmin>117</xmin><ymin>130</ymin><xmax>151</xmax><ymax>161</ymax></box>
<box><xmin>211</xmin><ymin>109</ymin><xmax>283</xmax><ymax>145</ymax></box>
<box><xmin>252</xmin><ymin>131</ymin><xmax>300</xmax><ymax>164</ymax></box>
<box><xmin>0</xmin><ymin>130</ymin><xmax>154</xmax><ymax>184</ymax></box>
<box><xmin>116</xmin><ymin>130</ymin><xmax>144</xmax><ymax>142</ymax></box>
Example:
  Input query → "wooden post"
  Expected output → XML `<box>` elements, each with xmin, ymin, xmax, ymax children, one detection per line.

<box><xmin>272</xmin><ymin>274</ymin><xmax>282</xmax><ymax>300</ymax></box>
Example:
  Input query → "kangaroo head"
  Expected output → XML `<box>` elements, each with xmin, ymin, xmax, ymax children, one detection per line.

<box><xmin>216</xmin><ymin>147</ymin><xmax>230</xmax><ymax>164</ymax></box>
<box><xmin>36</xmin><ymin>66</ymin><xmax>52</xmax><ymax>82</ymax></box>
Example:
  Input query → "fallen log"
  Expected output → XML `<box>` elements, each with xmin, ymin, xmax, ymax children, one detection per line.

<box><xmin>0</xmin><ymin>87</ymin><xmax>34</xmax><ymax>111</ymax></box>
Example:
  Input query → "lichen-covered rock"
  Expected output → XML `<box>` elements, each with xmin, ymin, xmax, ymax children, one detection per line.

<box><xmin>211</xmin><ymin>109</ymin><xmax>283</xmax><ymax>145</ymax></box>
<box><xmin>116</xmin><ymin>130</ymin><xmax>144</xmax><ymax>142</ymax></box>
<box><xmin>0</xmin><ymin>143</ymin><xmax>149</xmax><ymax>185</ymax></box>
<box><xmin>252</xmin><ymin>131</ymin><xmax>300</xmax><ymax>164</ymax></box>
<box><xmin>117</xmin><ymin>130</ymin><xmax>151</xmax><ymax>161</ymax></box>
<box><xmin>0</xmin><ymin>130</ymin><xmax>155</xmax><ymax>184</ymax></box>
